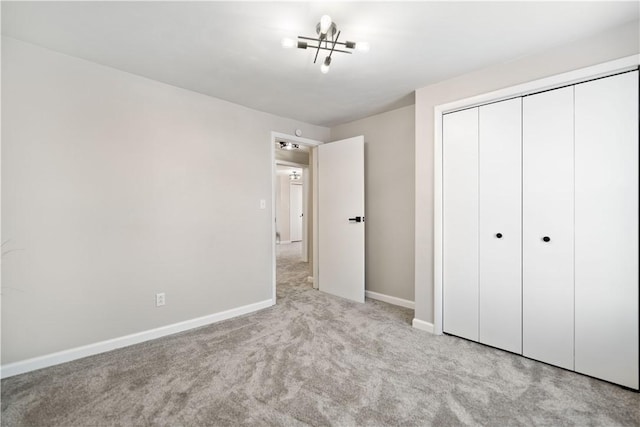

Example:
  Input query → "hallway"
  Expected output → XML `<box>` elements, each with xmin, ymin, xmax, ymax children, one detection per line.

<box><xmin>276</xmin><ymin>242</ymin><xmax>312</xmax><ymax>301</ymax></box>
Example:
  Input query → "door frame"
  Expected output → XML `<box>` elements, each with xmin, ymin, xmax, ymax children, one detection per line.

<box><xmin>429</xmin><ymin>55</ymin><xmax>638</xmax><ymax>335</ymax></box>
<box><xmin>271</xmin><ymin>132</ymin><xmax>322</xmax><ymax>303</ymax></box>
<box><xmin>275</xmin><ymin>160</ymin><xmax>307</xmax><ymax>246</ymax></box>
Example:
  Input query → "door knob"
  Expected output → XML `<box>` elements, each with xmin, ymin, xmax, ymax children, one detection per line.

<box><xmin>496</xmin><ymin>233</ymin><xmax>503</xmax><ymax>239</ymax></box>
<box><xmin>348</xmin><ymin>216</ymin><xmax>364</xmax><ymax>223</ymax></box>
<box><xmin>542</xmin><ymin>236</ymin><xmax>551</xmax><ymax>242</ymax></box>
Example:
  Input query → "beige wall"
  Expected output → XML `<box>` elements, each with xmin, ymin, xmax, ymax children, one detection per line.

<box><xmin>0</xmin><ymin>37</ymin><xmax>330</xmax><ymax>364</ymax></box>
<box><xmin>331</xmin><ymin>105</ymin><xmax>415</xmax><ymax>302</ymax></box>
<box><xmin>414</xmin><ymin>20</ymin><xmax>640</xmax><ymax>324</ymax></box>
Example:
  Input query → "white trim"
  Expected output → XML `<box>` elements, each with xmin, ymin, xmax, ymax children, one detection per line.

<box><xmin>432</xmin><ymin>55</ymin><xmax>639</xmax><ymax>337</ymax></box>
<box><xmin>271</xmin><ymin>132</ymin><xmax>277</xmax><ymax>303</ymax></box>
<box><xmin>312</xmin><ymin>146</ymin><xmax>319</xmax><ymax>290</ymax></box>
<box><xmin>0</xmin><ymin>299</ymin><xmax>274</xmax><ymax>379</ymax></box>
<box><xmin>302</xmin><ymin>166</ymin><xmax>309</xmax><ymax>262</ymax></box>
<box><xmin>277</xmin><ymin>240</ymin><xmax>292</xmax><ymax>244</ymax></box>
<box><xmin>439</xmin><ymin>55</ymin><xmax>639</xmax><ymax>115</ymax></box>
<box><xmin>270</xmin><ymin>132</ymin><xmax>323</xmax><ymax>304</ymax></box>
<box><xmin>434</xmin><ymin>101</ymin><xmax>444</xmax><ymax>336</ymax></box>
<box><xmin>412</xmin><ymin>318</ymin><xmax>435</xmax><ymax>334</ymax></box>
<box><xmin>365</xmin><ymin>290</ymin><xmax>415</xmax><ymax>309</ymax></box>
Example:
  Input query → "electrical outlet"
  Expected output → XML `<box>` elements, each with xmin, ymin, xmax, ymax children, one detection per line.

<box><xmin>260</xmin><ymin>199</ymin><xmax>266</xmax><ymax>209</ymax></box>
<box><xmin>156</xmin><ymin>292</ymin><xmax>166</xmax><ymax>307</ymax></box>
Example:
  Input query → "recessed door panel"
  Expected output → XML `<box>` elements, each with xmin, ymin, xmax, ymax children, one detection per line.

<box><xmin>478</xmin><ymin>98</ymin><xmax>522</xmax><ymax>354</ymax></box>
<box><xmin>574</xmin><ymin>71</ymin><xmax>639</xmax><ymax>390</ymax></box>
<box><xmin>443</xmin><ymin>107</ymin><xmax>479</xmax><ymax>341</ymax></box>
<box><xmin>522</xmin><ymin>87</ymin><xmax>574</xmax><ymax>370</ymax></box>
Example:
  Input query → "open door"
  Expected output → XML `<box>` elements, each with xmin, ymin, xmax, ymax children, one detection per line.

<box><xmin>317</xmin><ymin>136</ymin><xmax>365</xmax><ymax>303</ymax></box>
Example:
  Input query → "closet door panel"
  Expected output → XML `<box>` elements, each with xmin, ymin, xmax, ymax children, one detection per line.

<box><xmin>443</xmin><ymin>108</ymin><xmax>479</xmax><ymax>341</ymax></box>
<box><xmin>574</xmin><ymin>71</ymin><xmax>639</xmax><ymax>390</ymax></box>
<box><xmin>478</xmin><ymin>98</ymin><xmax>522</xmax><ymax>354</ymax></box>
<box><xmin>522</xmin><ymin>87</ymin><xmax>574</xmax><ymax>370</ymax></box>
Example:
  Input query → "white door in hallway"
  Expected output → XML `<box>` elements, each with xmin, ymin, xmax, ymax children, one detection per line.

<box><xmin>290</xmin><ymin>183</ymin><xmax>303</xmax><ymax>242</ymax></box>
<box><xmin>317</xmin><ymin>136</ymin><xmax>365</xmax><ymax>303</ymax></box>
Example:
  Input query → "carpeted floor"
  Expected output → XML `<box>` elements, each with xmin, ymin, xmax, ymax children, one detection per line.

<box><xmin>1</xmin><ymin>242</ymin><xmax>639</xmax><ymax>426</ymax></box>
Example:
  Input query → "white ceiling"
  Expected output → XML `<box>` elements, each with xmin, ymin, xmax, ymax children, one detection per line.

<box><xmin>2</xmin><ymin>2</ymin><xmax>638</xmax><ymax>127</ymax></box>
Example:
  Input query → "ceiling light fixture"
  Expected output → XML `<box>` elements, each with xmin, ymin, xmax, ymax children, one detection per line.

<box><xmin>279</xmin><ymin>141</ymin><xmax>299</xmax><ymax>150</ymax></box>
<box><xmin>319</xmin><ymin>15</ymin><xmax>333</xmax><ymax>35</ymax></box>
<box><xmin>282</xmin><ymin>15</ymin><xmax>369</xmax><ymax>73</ymax></box>
<box><xmin>281</xmin><ymin>38</ymin><xmax>296</xmax><ymax>49</ymax></box>
<box><xmin>320</xmin><ymin>56</ymin><xmax>332</xmax><ymax>74</ymax></box>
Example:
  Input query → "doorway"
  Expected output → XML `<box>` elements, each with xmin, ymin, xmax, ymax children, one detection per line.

<box><xmin>270</xmin><ymin>132</ymin><xmax>366</xmax><ymax>305</ymax></box>
<box><xmin>271</xmin><ymin>132</ymin><xmax>321</xmax><ymax>302</ymax></box>
<box><xmin>274</xmin><ymin>164</ymin><xmax>305</xmax><ymax>246</ymax></box>
<box><xmin>274</xmin><ymin>164</ymin><xmax>310</xmax><ymax>302</ymax></box>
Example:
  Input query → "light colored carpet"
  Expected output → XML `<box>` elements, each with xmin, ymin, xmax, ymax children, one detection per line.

<box><xmin>1</xmin><ymin>242</ymin><xmax>639</xmax><ymax>426</ymax></box>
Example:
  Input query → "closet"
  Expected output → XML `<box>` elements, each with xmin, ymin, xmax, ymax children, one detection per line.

<box><xmin>442</xmin><ymin>70</ymin><xmax>639</xmax><ymax>389</ymax></box>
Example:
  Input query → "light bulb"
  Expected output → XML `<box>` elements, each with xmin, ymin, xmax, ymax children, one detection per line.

<box><xmin>356</xmin><ymin>42</ymin><xmax>370</xmax><ymax>52</ymax></box>
<box><xmin>321</xmin><ymin>56</ymin><xmax>331</xmax><ymax>74</ymax></box>
<box><xmin>320</xmin><ymin>15</ymin><xmax>332</xmax><ymax>34</ymax></box>
<box><xmin>281</xmin><ymin>38</ymin><xmax>295</xmax><ymax>49</ymax></box>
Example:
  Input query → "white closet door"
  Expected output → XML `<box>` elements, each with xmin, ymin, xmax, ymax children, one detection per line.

<box><xmin>574</xmin><ymin>71</ymin><xmax>639</xmax><ymax>390</ymax></box>
<box><xmin>478</xmin><ymin>98</ymin><xmax>522</xmax><ymax>354</ymax></box>
<box><xmin>443</xmin><ymin>107</ymin><xmax>479</xmax><ymax>341</ymax></box>
<box><xmin>522</xmin><ymin>87</ymin><xmax>575</xmax><ymax>370</ymax></box>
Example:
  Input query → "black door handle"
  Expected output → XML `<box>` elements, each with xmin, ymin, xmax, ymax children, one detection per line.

<box><xmin>496</xmin><ymin>233</ymin><xmax>503</xmax><ymax>239</ymax></box>
<box><xmin>348</xmin><ymin>216</ymin><xmax>364</xmax><ymax>223</ymax></box>
<box><xmin>542</xmin><ymin>236</ymin><xmax>551</xmax><ymax>242</ymax></box>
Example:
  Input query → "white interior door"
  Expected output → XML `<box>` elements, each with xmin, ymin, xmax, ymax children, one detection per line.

<box><xmin>574</xmin><ymin>71</ymin><xmax>639</xmax><ymax>390</ymax></box>
<box><xmin>522</xmin><ymin>86</ymin><xmax>575</xmax><ymax>370</ymax></box>
<box><xmin>289</xmin><ymin>183</ymin><xmax>303</xmax><ymax>242</ymax></box>
<box><xmin>478</xmin><ymin>98</ymin><xmax>522</xmax><ymax>354</ymax></box>
<box><xmin>443</xmin><ymin>107</ymin><xmax>479</xmax><ymax>341</ymax></box>
<box><xmin>317</xmin><ymin>136</ymin><xmax>365</xmax><ymax>303</ymax></box>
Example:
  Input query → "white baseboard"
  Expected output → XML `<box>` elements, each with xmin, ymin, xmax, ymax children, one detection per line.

<box><xmin>365</xmin><ymin>290</ymin><xmax>415</xmax><ymax>309</ymax></box>
<box><xmin>412</xmin><ymin>318</ymin><xmax>435</xmax><ymax>334</ymax></box>
<box><xmin>0</xmin><ymin>299</ymin><xmax>274</xmax><ymax>379</ymax></box>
